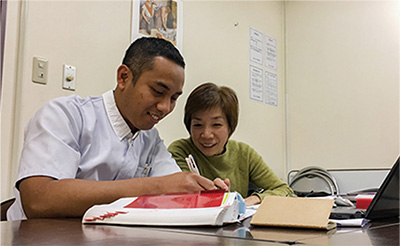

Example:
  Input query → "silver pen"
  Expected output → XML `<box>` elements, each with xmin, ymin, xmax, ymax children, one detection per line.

<box><xmin>185</xmin><ymin>154</ymin><xmax>200</xmax><ymax>175</ymax></box>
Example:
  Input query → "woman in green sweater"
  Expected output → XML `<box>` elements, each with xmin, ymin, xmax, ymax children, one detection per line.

<box><xmin>168</xmin><ymin>82</ymin><xmax>294</xmax><ymax>206</ymax></box>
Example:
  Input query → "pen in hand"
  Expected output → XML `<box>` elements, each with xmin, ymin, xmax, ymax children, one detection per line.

<box><xmin>185</xmin><ymin>154</ymin><xmax>200</xmax><ymax>175</ymax></box>
<box><xmin>185</xmin><ymin>154</ymin><xmax>229</xmax><ymax>191</ymax></box>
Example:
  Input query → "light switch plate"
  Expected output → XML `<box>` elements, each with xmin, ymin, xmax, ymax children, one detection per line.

<box><xmin>32</xmin><ymin>57</ymin><xmax>48</xmax><ymax>84</ymax></box>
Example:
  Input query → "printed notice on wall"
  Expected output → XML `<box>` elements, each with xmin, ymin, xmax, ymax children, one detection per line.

<box><xmin>249</xmin><ymin>27</ymin><xmax>278</xmax><ymax>106</ymax></box>
<box><xmin>265</xmin><ymin>34</ymin><xmax>277</xmax><ymax>71</ymax></box>
<box><xmin>265</xmin><ymin>71</ymin><xmax>278</xmax><ymax>106</ymax></box>
<box><xmin>249</xmin><ymin>28</ymin><xmax>263</xmax><ymax>65</ymax></box>
<box><xmin>249</xmin><ymin>66</ymin><xmax>263</xmax><ymax>102</ymax></box>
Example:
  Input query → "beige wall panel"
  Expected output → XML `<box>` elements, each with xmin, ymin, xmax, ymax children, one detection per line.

<box><xmin>285</xmin><ymin>1</ymin><xmax>399</xmax><ymax>170</ymax></box>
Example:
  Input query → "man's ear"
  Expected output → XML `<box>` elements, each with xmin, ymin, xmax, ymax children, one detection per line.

<box><xmin>116</xmin><ymin>65</ymin><xmax>131</xmax><ymax>90</ymax></box>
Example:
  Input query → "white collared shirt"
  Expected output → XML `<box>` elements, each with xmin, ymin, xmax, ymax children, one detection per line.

<box><xmin>8</xmin><ymin>90</ymin><xmax>181</xmax><ymax>221</ymax></box>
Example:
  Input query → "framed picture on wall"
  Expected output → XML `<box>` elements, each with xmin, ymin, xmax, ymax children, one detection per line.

<box><xmin>132</xmin><ymin>0</ymin><xmax>183</xmax><ymax>49</ymax></box>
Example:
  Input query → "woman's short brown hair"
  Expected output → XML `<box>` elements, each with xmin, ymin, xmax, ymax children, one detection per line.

<box><xmin>184</xmin><ymin>82</ymin><xmax>239</xmax><ymax>137</ymax></box>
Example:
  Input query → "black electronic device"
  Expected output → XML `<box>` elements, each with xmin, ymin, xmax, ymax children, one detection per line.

<box><xmin>330</xmin><ymin>156</ymin><xmax>399</xmax><ymax>220</ymax></box>
<box><xmin>364</xmin><ymin>156</ymin><xmax>399</xmax><ymax>220</ymax></box>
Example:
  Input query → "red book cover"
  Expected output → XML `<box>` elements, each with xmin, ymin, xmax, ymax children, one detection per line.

<box><xmin>124</xmin><ymin>189</ymin><xmax>226</xmax><ymax>209</ymax></box>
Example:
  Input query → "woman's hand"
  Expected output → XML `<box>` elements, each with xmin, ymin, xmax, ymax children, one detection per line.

<box><xmin>244</xmin><ymin>195</ymin><xmax>261</xmax><ymax>206</ymax></box>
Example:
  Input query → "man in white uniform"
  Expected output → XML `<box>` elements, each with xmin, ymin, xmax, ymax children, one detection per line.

<box><xmin>7</xmin><ymin>37</ymin><xmax>228</xmax><ymax>220</ymax></box>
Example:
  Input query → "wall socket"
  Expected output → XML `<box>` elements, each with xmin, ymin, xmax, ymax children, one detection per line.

<box><xmin>32</xmin><ymin>57</ymin><xmax>48</xmax><ymax>84</ymax></box>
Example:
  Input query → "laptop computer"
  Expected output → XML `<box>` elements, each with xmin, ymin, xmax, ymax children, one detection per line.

<box><xmin>330</xmin><ymin>156</ymin><xmax>399</xmax><ymax>220</ymax></box>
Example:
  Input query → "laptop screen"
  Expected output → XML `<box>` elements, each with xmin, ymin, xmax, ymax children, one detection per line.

<box><xmin>365</xmin><ymin>156</ymin><xmax>399</xmax><ymax>220</ymax></box>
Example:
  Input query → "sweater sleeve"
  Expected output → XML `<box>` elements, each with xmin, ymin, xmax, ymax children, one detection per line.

<box><xmin>247</xmin><ymin>146</ymin><xmax>294</xmax><ymax>200</ymax></box>
<box><xmin>168</xmin><ymin>139</ymin><xmax>191</xmax><ymax>172</ymax></box>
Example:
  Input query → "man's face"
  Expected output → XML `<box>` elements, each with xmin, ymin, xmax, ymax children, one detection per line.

<box><xmin>118</xmin><ymin>56</ymin><xmax>184</xmax><ymax>132</ymax></box>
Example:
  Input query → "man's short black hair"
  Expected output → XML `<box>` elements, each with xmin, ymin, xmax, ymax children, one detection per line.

<box><xmin>122</xmin><ymin>37</ymin><xmax>185</xmax><ymax>85</ymax></box>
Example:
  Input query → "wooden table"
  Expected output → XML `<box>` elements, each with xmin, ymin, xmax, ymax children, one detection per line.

<box><xmin>1</xmin><ymin>217</ymin><xmax>398</xmax><ymax>245</ymax></box>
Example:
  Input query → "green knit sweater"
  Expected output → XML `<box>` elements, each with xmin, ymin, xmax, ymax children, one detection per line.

<box><xmin>168</xmin><ymin>138</ymin><xmax>294</xmax><ymax>201</ymax></box>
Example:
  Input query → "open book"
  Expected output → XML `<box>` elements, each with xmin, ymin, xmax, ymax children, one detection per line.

<box><xmin>82</xmin><ymin>190</ymin><xmax>245</xmax><ymax>226</ymax></box>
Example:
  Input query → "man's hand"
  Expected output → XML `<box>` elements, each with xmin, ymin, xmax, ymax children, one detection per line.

<box><xmin>154</xmin><ymin>172</ymin><xmax>220</xmax><ymax>194</ymax></box>
<box><xmin>212</xmin><ymin>178</ymin><xmax>230</xmax><ymax>191</ymax></box>
<box><xmin>156</xmin><ymin>173</ymin><xmax>230</xmax><ymax>192</ymax></box>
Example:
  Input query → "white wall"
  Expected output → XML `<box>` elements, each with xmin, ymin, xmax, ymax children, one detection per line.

<box><xmin>2</xmin><ymin>0</ymin><xmax>399</xmax><ymax>202</ymax></box>
<box><xmin>285</xmin><ymin>0</ymin><xmax>399</xmax><ymax>170</ymax></box>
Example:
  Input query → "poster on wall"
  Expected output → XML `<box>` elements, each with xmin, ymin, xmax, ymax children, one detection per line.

<box><xmin>265</xmin><ymin>71</ymin><xmax>278</xmax><ymax>106</ymax></box>
<box><xmin>249</xmin><ymin>65</ymin><xmax>263</xmax><ymax>102</ymax></box>
<box><xmin>264</xmin><ymin>34</ymin><xmax>277</xmax><ymax>71</ymax></box>
<box><xmin>249</xmin><ymin>27</ymin><xmax>278</xmax><ymax>106</ymax></box>
<box><xmin>249</xmin><ymin>28</ymin><xmax>263</xmax><ymax>65</ymax></box>
<box><xmin>132</xmin><ymin>0</ymin><xmax>183</xmax><ymax>49</ymax></box>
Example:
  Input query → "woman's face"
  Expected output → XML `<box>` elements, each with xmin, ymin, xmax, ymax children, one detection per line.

<box><xmin>190</xmin><ymin>107</ymin><xmax>230</xmax><ymax>156</ymax></box>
